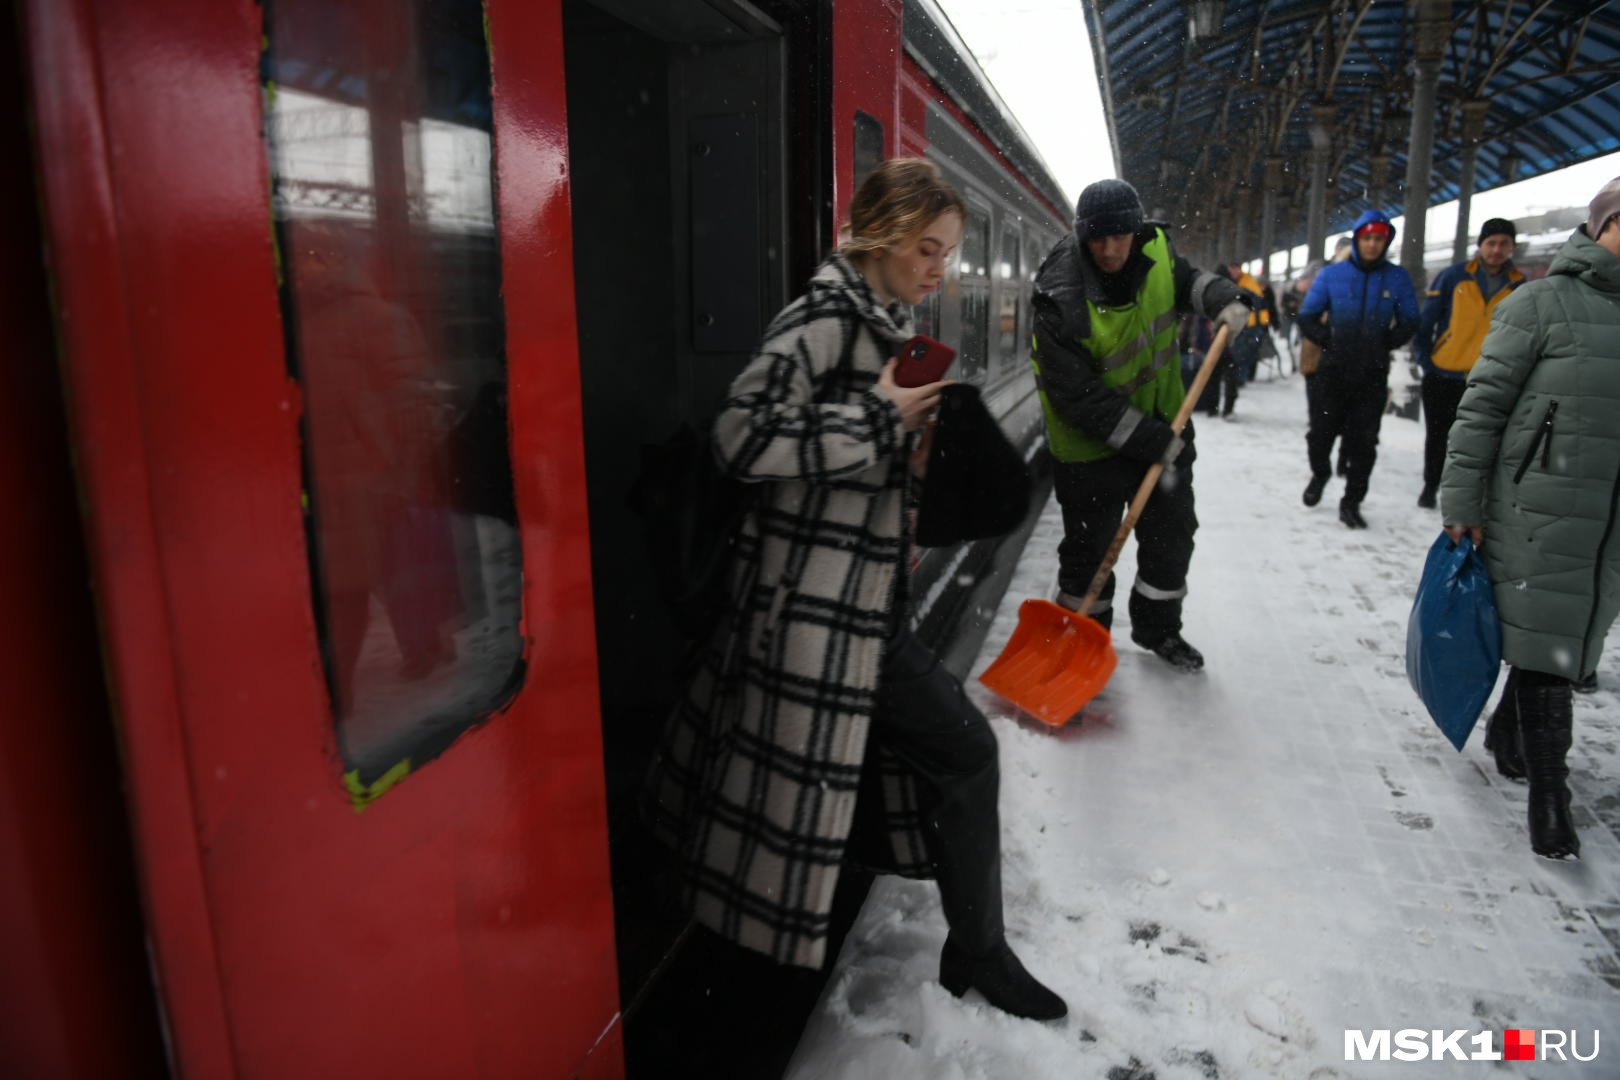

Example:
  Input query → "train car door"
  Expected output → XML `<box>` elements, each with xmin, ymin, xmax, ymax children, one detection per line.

<box><xmin>20</xmin><ymin>0</ymin><xmax>622</xmax><ymax>1076</ymax></box>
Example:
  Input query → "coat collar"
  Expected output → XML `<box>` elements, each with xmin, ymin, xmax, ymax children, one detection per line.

<box><xmin>812</xmin><ymin>254</ymin><xmax>914</xmax><ymax>345</ymax></box>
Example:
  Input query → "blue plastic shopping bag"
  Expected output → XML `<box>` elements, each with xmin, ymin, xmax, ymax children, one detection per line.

<box><xmin>1405</xmin><ymin>533</ymin><xmax>1502</xmax><ymax>750</ymax></box>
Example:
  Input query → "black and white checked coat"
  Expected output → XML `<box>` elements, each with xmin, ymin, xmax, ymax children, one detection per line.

<box><xmin>646</xmin><ymin>255</ymin><xmax>933</xmax><ymax>969</ymax></box>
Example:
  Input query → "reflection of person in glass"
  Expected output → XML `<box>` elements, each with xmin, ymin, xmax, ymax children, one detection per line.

<box><xmin>292</xmin><ymin>223</ymin><xmax>461</xmax><ymax>713</ymax></box>
<box><xmin>647</xmin><ymin>160</ymin><xmax>1066</xmax><ymax>1023</ymax></box>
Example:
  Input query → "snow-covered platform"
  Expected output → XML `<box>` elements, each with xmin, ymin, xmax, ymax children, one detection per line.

<box><xmin>789</xmin><ymin>366</ymin><xmax>1620</xmax><ymax>1079</ymax></box>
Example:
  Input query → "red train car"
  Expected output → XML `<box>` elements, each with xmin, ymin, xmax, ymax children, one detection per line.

<box><xmin>1</xmin><ymin>0</ymin><xmax>1069</xmax><ymax>1075</ymax></box>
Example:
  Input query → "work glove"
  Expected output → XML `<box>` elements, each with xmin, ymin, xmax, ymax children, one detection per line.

<box><xmin>1216</xmin><ymin>299</ymin><xmax>1251</xmax><ymax>338</ymax></box>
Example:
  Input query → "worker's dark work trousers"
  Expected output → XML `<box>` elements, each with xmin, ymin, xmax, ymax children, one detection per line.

<box><xmin>1306</xmin><ymin>369</ymin><xmax>1387</xmax><ymax>504</ymax></box>
<box><xmin>1053</xmin><ymin>454</ymin><xmax>1197</xmax><ymax>644</ymax></box>
<box><xmin>866</xmin><ymin>629</ymin><xmax>1003</xmax><ymax>956</ymax></box>
<box><xmin>1421</xmin><ymin>373</ymin><xmax>1468</xmax><ymax>489</ymax></box>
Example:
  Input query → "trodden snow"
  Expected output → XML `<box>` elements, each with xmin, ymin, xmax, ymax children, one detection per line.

<box><xmin>785</xmin><ymin>360</ymin><xmax>1619</xmax><ymax>1080</ymax></box>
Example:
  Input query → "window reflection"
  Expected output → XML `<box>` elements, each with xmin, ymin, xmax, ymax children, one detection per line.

<box><xmin>265</xmin><ymin>0</ymin><xmax>523</xmax><ymax>784</ymax></box>
<box><xmin>997</xmin><ymin>225</ymin><xmax>1021</xmax><ymax>377</ymax></box>
<box><xmin>958</xmin><ymin>206</ymin><xmax>990</xmax><ymax>379</ymax></box>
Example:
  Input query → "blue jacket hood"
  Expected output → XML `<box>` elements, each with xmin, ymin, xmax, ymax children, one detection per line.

<box><xmin>1349</xmin><ymin>209</ymin><xmax>1396</xmax><ymax>269</ymax></box>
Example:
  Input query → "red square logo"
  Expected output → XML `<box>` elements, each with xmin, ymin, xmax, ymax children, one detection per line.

<box><xmin>1504</xmin><ymin>1029</ymin><xmax>1536</xmax><ymax>1061</ymax></box>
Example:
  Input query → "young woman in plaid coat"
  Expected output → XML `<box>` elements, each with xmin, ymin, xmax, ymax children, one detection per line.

<box><xmin>647</xmin><ymin>159</ymin><xmax>1066</xmax><ymax>1022</ymax></box>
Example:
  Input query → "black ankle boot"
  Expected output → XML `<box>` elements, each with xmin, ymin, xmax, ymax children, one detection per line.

<box><xmin>1302</xmin><ymin>474</ymin><xmax>1328</xmax><ymax>507</ymax></box>
<box><xmin>1338</xmin><ymin>500</ymin><xmax>1367</xmax><ymax>529</ymax></box>
<box><xmin>1417</xmin><ymin>483</ymin><xmax>1437</xmax><ymax>509</ymax></box>
<box><xmin>1132</xmin><ymin>631</ymin><xmax>1204</xmax><ymax>672</ymax></box>
<box><xmin>1517</xmin><ymin>679</ymin><xmax>1579</xmax><ymax>860</ymax></box>
<box><xmin>940</xmin><ymin>935</ymin><xmax>1067</xmax><ymax>1021</ymax></box>
<box><xmin>1482</xmin><ymin>671</ymin><xmax>1525</xmax><ymax>780</ymax></box>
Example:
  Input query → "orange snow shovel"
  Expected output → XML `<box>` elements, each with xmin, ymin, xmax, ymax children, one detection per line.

<box><xmin>979</xmin><ymin>323</ymin><xmax>1233</xmax><ymax>726</ymax></box>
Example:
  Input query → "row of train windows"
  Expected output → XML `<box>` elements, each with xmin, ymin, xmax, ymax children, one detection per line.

<box><xmin>855</xmin><ymin>111</ymin><xmax>1058</xmax><ymax>385</ymax></box>
<box><xmin>914</xmin><ymin>205</ymin><xmax>1055</xmax><ymax>385</ymax></box>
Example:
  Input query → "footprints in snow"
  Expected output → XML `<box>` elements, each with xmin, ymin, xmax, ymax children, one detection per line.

<box><xmin>1128</xmin><ymin>919</ymin><xmax>1210</xmax><ymax>964</ymax></box>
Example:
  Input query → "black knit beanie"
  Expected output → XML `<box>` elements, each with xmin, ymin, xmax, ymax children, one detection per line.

<box><xmin>1477</xmin><ymin>217</ymin><xmax>1516</xmax><ymax>245</ymax></box>
<box><xmin>1073</xmin><ymin>179</ymin><xmax>1143</xmax><ymax>241</ymax></box>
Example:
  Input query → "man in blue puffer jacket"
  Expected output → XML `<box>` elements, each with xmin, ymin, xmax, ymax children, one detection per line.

<box><xmin>1296</xmin><ymin>209</ymin><xmax>1421</xmax><ymax>528</ymax></box>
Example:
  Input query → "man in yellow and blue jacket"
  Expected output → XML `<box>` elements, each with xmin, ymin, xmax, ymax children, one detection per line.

<box><xmin>1413</xmin><ymin>217</ymin><xmax>1523</xmax><ymax>508</ymax></box>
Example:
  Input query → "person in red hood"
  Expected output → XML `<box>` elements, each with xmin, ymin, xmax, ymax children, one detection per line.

<box><xmin>1295</xmin><ymin>209</ymin><xmax>1421</xmax><ymax>528</ymax></box>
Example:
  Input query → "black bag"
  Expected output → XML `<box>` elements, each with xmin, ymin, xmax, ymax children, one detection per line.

<box><xmin>915</xmin><ymin>384</ymin><xmax>1031</xmax><ymax>547</ymax></box>
<box><xmin>628</xmin><ymin>424</ymin><xmax>754</xmax><ymax>645</ymax></box>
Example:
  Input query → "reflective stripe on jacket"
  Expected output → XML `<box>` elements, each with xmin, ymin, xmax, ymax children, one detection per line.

<box><xmin>1032</xmin><ymin>228</ymin><xmax>1179</xmax><ymax>462</ymax></box>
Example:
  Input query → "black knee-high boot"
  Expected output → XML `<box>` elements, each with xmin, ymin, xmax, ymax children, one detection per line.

<box><xmin>1515</xmin><ymin>678</ymin><xmax>1579</xmax><ymax>860</ymax></box>
<box><xmin>929</xmin><ymin>767</ymin><xmax>1068</xmax><ymax>1021</ymax></box>
<box><xmin>1482</xmin><ymin>669</ymin><xmax>1526</xmax><ymax>780</ymax></box>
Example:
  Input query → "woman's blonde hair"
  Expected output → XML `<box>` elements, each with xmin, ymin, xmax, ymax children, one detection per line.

<box><xmin>839</xmin><ymin>158</ymin><xmax>965</xmax><ymax>259</ymax></box>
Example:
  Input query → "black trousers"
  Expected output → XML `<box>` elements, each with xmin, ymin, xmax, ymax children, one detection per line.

<box><xmin>1306</xmin><ymin>369</ymin><xmax>1386</xmax><ymax>504</ymax></box>
<box><xmin>1053</xmin><ymin>454</ymin><xmax>1197</xmax><ymax>643</ymax></box>
<box><xmin>1198</xmin><ymin>351</ymin><xmax>1239</xmax><ymax>415</ymax></box>
<box><xmin>868</xmin><ymin>628</ymin><xmax>1003</xmax><ymax>955</ymax></box>
<box><xmin>1421</xmin><ymin>373</ymin><xmax>1468</xmax><ymax>489</ymax></box>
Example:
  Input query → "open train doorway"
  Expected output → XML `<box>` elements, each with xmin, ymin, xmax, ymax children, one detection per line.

<box><xmin>561</xmin><ymin>0</ymin><xmax>793</xmax><ymax>1055</ymax></box>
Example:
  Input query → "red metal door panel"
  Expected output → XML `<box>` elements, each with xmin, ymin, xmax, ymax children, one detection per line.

<box><xmin>20</xmin><ymin>0</ymin><xmax>623</xmax><ymax>1075</ymax></box>
<box><xmin>0</xmin><ymin>12</ymin><xmax>167</xmax><ymax>1072</ymax></box>
<box><xmin>831</xmin><ymin>0</ymin><xmax>903</xmax><ymax>228</ymax></box>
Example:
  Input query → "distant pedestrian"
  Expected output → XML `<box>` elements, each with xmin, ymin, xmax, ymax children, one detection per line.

<box><xmin>1198</xmin><ymin>265</ymin><xmax>1244</xmax><ymax>417</ymax></box>
<box><xmin>1441</xmin><ymin>176</ymin><xmax>1620</xmax><ymax>861</ymax></box>
<box><xmin>1225</xmin><ymin>261</ymin><xmax>1270</xmax><ymax>394</ymax></box>
<box><xmin>1296</xmin><ymin>210</ymin><xmax>1421</xmax><ymax>527</ymax></box>
<box><xmin>1411</xmin><ymin>218</ymin><xmax>1524</xmax><ymax>509</ymax></box>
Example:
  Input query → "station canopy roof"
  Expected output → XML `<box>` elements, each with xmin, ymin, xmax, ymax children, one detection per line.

<box><xmin>1082</xmin><ymin>0</ymin><xmax>1620</xmax><ymax>253</ymax></box>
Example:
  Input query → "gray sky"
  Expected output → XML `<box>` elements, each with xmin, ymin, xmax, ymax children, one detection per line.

<box><xmin>934</xmin><ymin>0</ymin><xmax>1620</xmax><ymax>266</ymax></box>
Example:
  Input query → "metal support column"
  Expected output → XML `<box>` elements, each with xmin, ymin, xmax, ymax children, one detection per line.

<box><xmin>1308</xmin><ymin>102</ymin><xmax>1335</xmax><ymax>262</ymax></box>
<box><xmin>1400</xmin><ymin>0</ymin><xmax>1450</xmax><ymax>290</ymax></box>
<box><xmin>1260</xmin><ymin>157</ymin><xmax>1283</xmax><ymax>279</ymax></box>
<box><xmin>1366</xmin><ymin>153</ymin><xmax>1391</xmax><ymax>211</ymax></box>
<box><xmin>1233</xmin><ymin>186</ymin><xmax>1251</xmax><ymax>267</ymax></box>
<box><xmin>1451</xmin><ymin>100</ymin><xmax>1491</xmax><ymax>263</ymax></box>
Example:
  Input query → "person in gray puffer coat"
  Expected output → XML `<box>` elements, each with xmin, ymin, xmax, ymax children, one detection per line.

<box><xmin>1440</xmin><ymin>175</ymin><xmax>1620</xmax><ymax>861</ymax></box>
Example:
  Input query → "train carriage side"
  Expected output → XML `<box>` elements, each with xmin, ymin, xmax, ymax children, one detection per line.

<box><xmin>2</xmin><ymin>0</ymin><xmax>1074</xmax><ymax>1075</ymax></box>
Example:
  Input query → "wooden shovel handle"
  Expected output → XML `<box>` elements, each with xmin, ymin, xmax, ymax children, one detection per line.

<box><xmin>1075</xmin><ymin>323</ymin><xmax>1232</xmax><ymax>616</ymax></box>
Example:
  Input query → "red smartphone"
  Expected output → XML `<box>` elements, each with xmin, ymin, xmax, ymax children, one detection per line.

<box><xmin>894</xmin><ymin>334</ymin><xmax>956</xmax><ymax>387</ymax></box>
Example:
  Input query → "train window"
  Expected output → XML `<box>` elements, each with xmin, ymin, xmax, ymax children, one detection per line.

<box><xmin>996</xmin><ymin>224</ymin><xmax>1021</xmax><ymax>377</ymax></box>
<box><xmin>264</xmin><ymin>0</ymin><xmax>524</xmax><ymax>790</ymax></box>
<box><xmin>957</xmin><ymin>205</ymin><xmax>990</xmax><ymax>380</ymax></box>
<box><xmin>1023</xmin><ymin>224</ymin><xmax>1050</xmax><ymax>359</ymax></box>
<box><xmin>913</xmin><ymin>286</ymin><xmax>941</xmax><ymax>340</ymax></box>
<box><xmin>853</xmin><ymin>111</ymin><xmax>884</xmax><ymax>194</ymax></box>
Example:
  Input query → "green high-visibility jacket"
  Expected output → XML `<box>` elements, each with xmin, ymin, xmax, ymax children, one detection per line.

<box><xmin>1032</xmin><ymin>228</ymin><xmax>1181</xmax><ymax>462</ymax></box>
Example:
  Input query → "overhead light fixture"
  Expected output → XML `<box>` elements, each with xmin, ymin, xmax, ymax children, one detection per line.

<box><xmin>1189</xmin><ymin>0</ymin><xmax>1223</xmax><ymax>41</ymax></box>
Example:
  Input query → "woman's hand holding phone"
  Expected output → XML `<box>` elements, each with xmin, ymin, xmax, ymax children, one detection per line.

<box><xmin>877</xmin><ymin>358</ymin><xmax>946</xmax><ymax>432</ymax></box>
